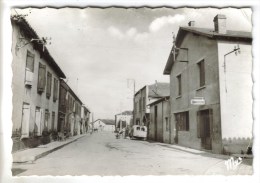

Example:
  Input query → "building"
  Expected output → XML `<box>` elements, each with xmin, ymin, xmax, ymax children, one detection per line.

<box><xmin>133</xmin><ymin>82</ymin><xmax>170</xmax><ymax>133</ymax></box>
<box><xmin>11</xmin><ymin>16</ymin><xmax>66</xmax><ymax>151</ymax></box>
<box><xmin>81</xmin><ymin>106</ymin><xmax>91</xmax><ymax>134</ymax></box>
<box><xmin>101</xmin><ymin>119</ymin><xmax>116</xmax><ymax>132</ymax></box>
<box><xmin>148</xmin><ymin>96</ymin><xmax>171</xmax><ymax>143</ymax></box>
<box><xmin>163</xmin><ymin>14</ymin><xmax>252</xmax><ymax>154</ymax></box>
<box><xmin>115</xmin><ymin>111</ymin><xmax>133</xmax><ymax>132</ymax></box>
<box><xmin>57</xmin><ymin>79</ymin><xmax>83</xmax><ymax>137</ymax></box>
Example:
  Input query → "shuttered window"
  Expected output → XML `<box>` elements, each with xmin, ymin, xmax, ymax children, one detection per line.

<box><xmin>26</xmin><ymin>51</ymin><xmax>35</xmax><ymax>72</ymax></box>
<box><xmin>175</xmin><ymin>111</ymin><xmax>189</xmax><ymax>131</ymax></box>
<box><xmin>177</xmin><ymin>74</ymin><xmax>182</xmax><ymax>96</ymax></box>
<box><xmin>37</xmin><ymin>63</ymin><xmax>46</xmax><ymax>93</ymax></box>
<box><xmin>198</xmin><ymin>60</ymin><xmax>205</xmax><ymax>87</ymax></box>
<box><xmin>46</xmin><ymin>72</ymin><xmax>52</xmax><ymax>99</ymax></box>
<box><xmin>53</xmin><ymin>78</ymin><xmax>58</xmax><ymax>102</ymax></box>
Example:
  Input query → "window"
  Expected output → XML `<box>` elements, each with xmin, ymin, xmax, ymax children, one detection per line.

<box><xmin>25</xmin><ymin>52</ymin><xmax>35</xmax><ymax>86</ymax></box>
<box><xmin>26</xmin><ymin>51</ymin><xmax>35</xmax><ymax>72</ymax></box>
<box><xmin>51</xmin><ymin>112</ymin><xmax>55</xmax><ymax>130</ymax></box>
<box><xmin>44</xmin><ymin>109</ymin><xmax>49</xmax><ymax>129</ymax></box>
<box><xmin>46</xmin><ymin>72</ymin><xmax>52</xmax><ymax>99</ymax></box>
<box><xmin>35</xmin><ymin>107</ymin><xmax>41</xmax><ymax>136</ymax></box>
<box><xmin>37</xmin><ymin>63</ymin><xmax>46</xmax><ymax>93</ymax></box>
<box><xmin>165</xmin><ymin>117</ymin><xmax>169</xmax><ymax>131</ymax></box>
<box><xmin>198</xmin><ymin>60</ymin><xmax>205</xmax><ymax>87</ymax></box>
<box><xmin>177</xmin><ymin>74</ymin><xmax>182</xmax><ymax>96</ymax></box>
<box><xmin>175</xmin><ymin>111</ymin><xmax>189</xmax><ymax>131</ymax></box>
<box><xmin>53</xmin><ymin>78</ymin><xmax>58</xmax><ymax>102</ymax></box>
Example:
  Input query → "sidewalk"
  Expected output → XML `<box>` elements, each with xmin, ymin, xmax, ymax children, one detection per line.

<box><xmin>145</xmin><ymin>140</ymin><xmax>253</xmax><ymax>175</ymax></box>
<box><xmin>12</xmin><ymin>134</ymin><xmax>87</xmax><ymax>163</ymax></box>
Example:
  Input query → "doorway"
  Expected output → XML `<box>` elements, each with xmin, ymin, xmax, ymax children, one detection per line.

<box><xmin>198</xmin><ymin>109</ymin><xmax>212</xmax><ymax>150</ymax></box>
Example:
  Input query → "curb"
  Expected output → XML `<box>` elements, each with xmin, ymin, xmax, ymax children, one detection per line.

<box><xmin>13</xmin><ymin>135</ymin><xmax>86</xmax><ymax>163</ymax></box>
<box><xmin>34</xmin><ymin>135</ymin><xmax>85</xmax><ymax>161</ymax></box>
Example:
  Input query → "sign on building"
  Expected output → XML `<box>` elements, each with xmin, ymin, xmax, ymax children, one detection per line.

<box><xmin>191</xmin><ymin>97</ymin><xmax>205</xmax><ymax>105</ymax></box>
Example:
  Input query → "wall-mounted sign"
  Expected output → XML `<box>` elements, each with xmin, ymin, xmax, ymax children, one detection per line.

<box><xmin>191</xmin><ymin>97</ymin><xmax>205</xmax><ymax>105</ymax></box>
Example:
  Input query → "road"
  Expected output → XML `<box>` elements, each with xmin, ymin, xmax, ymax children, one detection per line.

<box><xmin>12</xmin><ymin>131</ymin><xmax>253</xmax><ymax>176</ymax></box>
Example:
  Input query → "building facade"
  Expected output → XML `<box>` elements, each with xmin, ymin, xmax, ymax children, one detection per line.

<box><xmin>11</xmin><ymin>16</ymin><xmax>66</xmax><ymax>151</ymax></box>
<box><xmin>57</xmin><ymin>79</ymin><xmax>83</xmax><ymax>137</ymax></box>
<box><xmin>163</xmin><ymin>15</ymin><xmax>252</xmax><ymax>154</ymax></box>
<box><xmin>133</xmin><ymin>82</ymin><xmax>170</xmax><ymax>135</ymax></box>
<box><xmin>115</xmin><ymin>111</ymin><xmax>133</xmax><ymax>132</ymax></box>
<box><xmin>149</xmin><ymin>97</ymin><xmax>171</xmax><ymax>143</ymax></box>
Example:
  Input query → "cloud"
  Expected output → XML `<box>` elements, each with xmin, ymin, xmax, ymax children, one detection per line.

<box><xmin>107</xmin><ymin>26</ymin><xmax>124</xmax><ymax>39</ymax></box>
<box><xmin>107</xmin><ymin>26</ymin><xmax>148</xmax><ymax>43</ymax></box>
<box><xmin>149</xmin><ymin>14</ymin><xmax>185</xmax><ymax>32</ymax></box>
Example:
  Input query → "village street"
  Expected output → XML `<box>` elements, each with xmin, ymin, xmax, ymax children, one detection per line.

<box><xmin>12</xmin><ymin>131</ymin><xmax>253</xmax><ymax>176</ymax></box>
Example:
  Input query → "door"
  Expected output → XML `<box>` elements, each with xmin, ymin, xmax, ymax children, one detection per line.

<box><xmin>198</xmin><ymin>110</ymin><xmax>212</xmax><ymax>150</ymax></box>
<box><xmin>154</xmin><ymin>106</ymin><xmax>158</xmax><ymax>141</ymax></box>
<box><xmin>21</xmin><ymin>103</ymin><xmax>30</xmax><ymax>139</ymax></box>
<box><xmin>35</xmin><ymin>107</ymin><xmax>41</xmax><ymax>136</ymax></box>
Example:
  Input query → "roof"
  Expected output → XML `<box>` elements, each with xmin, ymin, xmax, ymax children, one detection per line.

<box><xmin>134</xmin><ymin>82</ymin><xmax>170</xmax><ymax>97</ymax></box>
<box><xmin>163</xmin><ymin>26</ymin><xmax>252</xmax><ymax>75</ymax></box>
<box><xmin>149</xmin><ymin>96</ymin><xmax>170</xmax><ymax>106</ymax></box>
<box><xmin>116</xmin><ymin>110</ymin><xmax>133</xmax><ymax>116</ymax></box>
<box><xmin>91</xmin><ymin>119</ymin><xmax>114</xmax><ymax>125</ymax></box>
<box><xmin>11</xmin><ymin>16</ymin><xmax>66</xmax><ymax>78</ymax></box>
<box><xmin>148</xmin><ymin>82</ymin><xmax>170</xmax><ymax>98</ymax></box>
<box><xmin>101</xmin><ymin>119</ymin><xmax>115</xmax><ymax>125</ymax></box>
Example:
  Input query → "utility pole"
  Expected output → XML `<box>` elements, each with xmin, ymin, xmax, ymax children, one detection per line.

<box><xmin>127</xmin><ymin>79</ymin><xmax>135</xmax><ymax>127</ymax></box>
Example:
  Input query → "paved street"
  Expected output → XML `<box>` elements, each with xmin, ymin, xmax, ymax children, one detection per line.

<box><xmin>12</xmin><ymin>131</ymin><xmax>253</xmax><ymax>176</ymax></box>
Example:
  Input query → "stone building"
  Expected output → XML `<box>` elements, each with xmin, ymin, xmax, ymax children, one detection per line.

<box><xmin>163</xmin><ymin>14</ymin><xmax>252</xmax><ymax>154</ymax></box>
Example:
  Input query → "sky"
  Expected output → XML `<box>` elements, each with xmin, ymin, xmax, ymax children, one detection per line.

<box><xmin>13</xmin><ymin>7</ymin><xmax>252</xmax><ymax>120</ymax></box>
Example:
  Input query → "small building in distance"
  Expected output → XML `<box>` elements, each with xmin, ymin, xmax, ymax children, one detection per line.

<box><xmin>115</xmin><ymin>111</ymin><xmax>133</xmax><ymax>132</ymax></box>
<box><xmin>133</xmin><ymin>82</ymin><xmax>170</xmax><ymax>132</ymax></box>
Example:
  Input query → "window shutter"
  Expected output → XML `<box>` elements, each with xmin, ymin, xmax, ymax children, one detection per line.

<box><xmin>53</xmin><ymin>78</ymin><xmax>57</xmax><ymax>102</ymax></box>
<box><xmin>46</xmin><ymin>72</ymin><xmax>52</xmax><ymax>98</ymax></box>
<box><xmin>26</xmin><ymin>51</ymin><xmax>35</xmax><ymax>72</ymax></box>
<box><xmin>37</xmin><ymin>63</ymin><xmax>46</xmax><ymax>93</ymax></box>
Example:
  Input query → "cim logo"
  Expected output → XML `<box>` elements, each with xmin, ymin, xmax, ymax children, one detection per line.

<box><xmin>225</xmin><ymin>157</ymin><xmax>243</xmax><ymax>171</ymax></box>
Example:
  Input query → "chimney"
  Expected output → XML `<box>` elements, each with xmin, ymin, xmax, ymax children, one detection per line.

<box><xmin>213</xmin><ymin>14</ymin><xmax>227</xmax><ymax>34</ymax></box>
<box><xmin>188</xmin><ymin>21</ymin><xmax>195</xmax><ymax>27</ymax></box>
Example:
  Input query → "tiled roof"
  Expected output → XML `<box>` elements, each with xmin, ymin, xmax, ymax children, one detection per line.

<box><xmin>100</xmin><ymin>119</ymin><xmax>115</xmax><ymax>125</ymax></box>
<box><xmin>148</xmin><ymin>82</ymin><xmax>170</xmax><ymax>98</ymax></box>
<box><xmin>179</xmin><ymin>26</ymin><xmax>252</xmax><ymax>40</ymax></box>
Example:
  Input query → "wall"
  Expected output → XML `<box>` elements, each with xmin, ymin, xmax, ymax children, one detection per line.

<box><xmin>170</xmin><ymin>31</ymin><xmax>222</xmax><ymax>153</ymax></box>
<box><xmin>149</xmin><ymin>99</ymin><xmax>170</xmax><ymax>143</ymax></box>
<box><xmin>217</xmin><ymin>41</ymin><xmax>252</xmax><ymax>154</ymax></box>
<box><xmin>162</xmin><ymin>100</ymin><xmax>171</xmax><ymax>143</ymax></box>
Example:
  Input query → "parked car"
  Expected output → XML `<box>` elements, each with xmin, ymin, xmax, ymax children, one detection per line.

<box><xmin>129</xmin><ymin>125</ymin><xmax>147</xmax><ymax>140</ymax></box>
